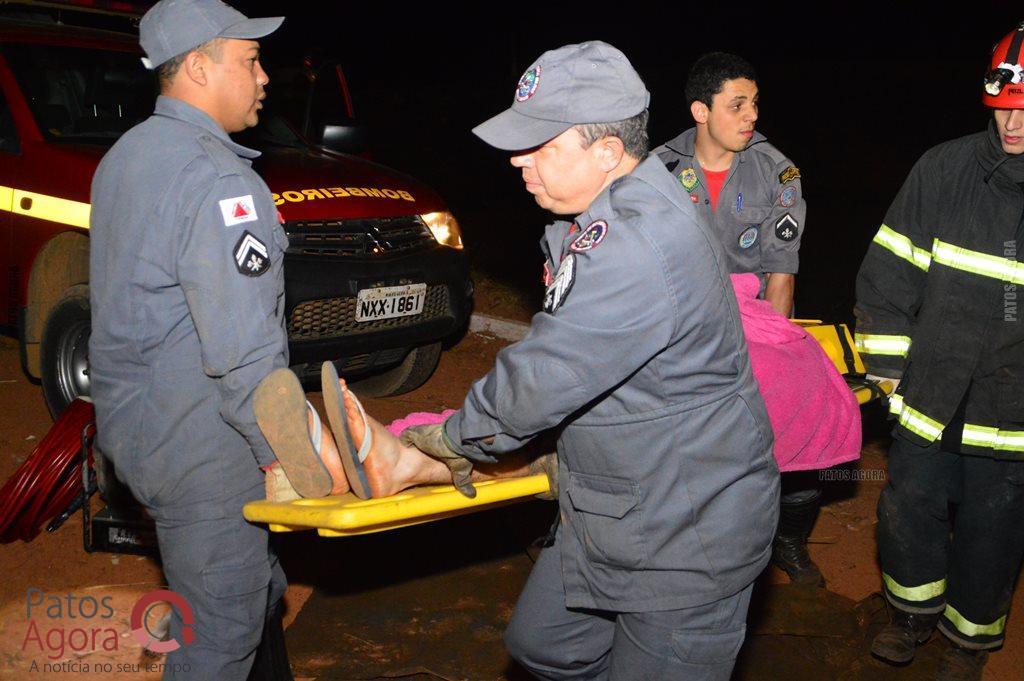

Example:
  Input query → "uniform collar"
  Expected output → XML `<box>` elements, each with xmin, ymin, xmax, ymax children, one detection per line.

<box><xmin>662</xmin><ymin>126</ymin><xmax>767</xmax><ymax>164</ymax></box>
<box><xmin>575</xmin><ymin>155</ymin><xmax>667</xmax><ymax>225</ymax></box>
<box><xmin>154</xmin><ymin>95</ymin><xmax>261</xmax><ymax>159</ymax></box>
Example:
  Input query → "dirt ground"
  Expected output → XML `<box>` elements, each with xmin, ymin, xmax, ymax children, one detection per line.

<box><xmin>0</xmin><ymin>316</ymin><xmax>1022</xmax><ymax>679</ymax></box>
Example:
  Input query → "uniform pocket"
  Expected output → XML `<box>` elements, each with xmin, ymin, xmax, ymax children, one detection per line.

<box><xmin>201</xmin><ymin>559</ymin><xmax>271</xmax><ymax>646</ymax></box>
<box><xmin>670</xmin><ymin>625</ymin><xmax>746</xmax><ymax>665</ymax></box>
<box><xmin>567</xmin><ymin>472</ymin><xmax>646</xmax><ymax>569</ymax></box>
<box><xmin>203</xmin><ymin>560</ymin><xmax>270</xmax><ymax>597</ymax></box>
<box><xmin>741</xmin><ymin>204</ymin><xmax>773</xmax><ymax>225</ymax></box>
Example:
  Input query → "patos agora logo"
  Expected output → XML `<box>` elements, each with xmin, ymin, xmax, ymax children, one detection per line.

<box><xmin>131</xmin><ymin>589</ymin><xmax>195</xmax><ymax>653</ymax></box>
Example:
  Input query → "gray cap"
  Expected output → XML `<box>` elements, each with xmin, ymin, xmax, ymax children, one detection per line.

<box><xmin>139</xmin><ymin>0</ymin><xmax>283</xmax><ymax>70</ymax></box>
<box><xmin>473</xmin><ymin>41</ymin><xmax>650</xmax><ymax>151</ymax></box>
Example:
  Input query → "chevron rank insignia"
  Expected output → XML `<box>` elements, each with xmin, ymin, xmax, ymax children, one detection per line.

<box><xmin>234</xmin><ymin>231</ymin><xmax>270</xmax><ymax>276</ymax></box>
<box><xmin>543</xmin><ymin>254</ymin><xmax>576</xmax><ymax>314</ymax></box>
<box><xmin>775</xmin><ymin>213</ymin><xmax>799</xmax><ymax>242</ymax></box>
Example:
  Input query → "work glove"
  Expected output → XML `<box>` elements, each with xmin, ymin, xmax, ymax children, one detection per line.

<box><xmin>400</xmin><ymin>423</ymin><xmax>476</xmax><ymax>498</ymax></box>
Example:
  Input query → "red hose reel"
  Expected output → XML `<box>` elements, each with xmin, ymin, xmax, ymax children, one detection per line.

<box><xmin>0</xmin><ymin>399</ymin><xmax>95</xmax><ymax>543</ymax></box>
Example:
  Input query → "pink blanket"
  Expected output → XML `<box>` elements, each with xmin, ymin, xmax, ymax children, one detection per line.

<box><xmin>388</xmin><ymin>275</ymin><xmax>861</xmax><ymax>473</ymax></box>
<box><xmin>731</xmin><ymin>273</ymin><xmax>860</xmax><ymax>471</ymax></box>
<box><xmin>386</xmin><ymin>410</ymin><xmax>457</xmax><ymax>437</ymax></box>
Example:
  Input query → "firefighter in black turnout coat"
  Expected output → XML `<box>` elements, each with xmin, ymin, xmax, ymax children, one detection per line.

<box><xmin>857</xmin><ymin>24</ymin><xmax>1024</xmax><ymax>681</ymax></box>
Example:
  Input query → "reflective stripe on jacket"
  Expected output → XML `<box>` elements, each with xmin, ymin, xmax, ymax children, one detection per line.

<box><xmin>855</xmin><ymin>124</ymin><xmax>1024</xmax><ymax>458</ymax></box>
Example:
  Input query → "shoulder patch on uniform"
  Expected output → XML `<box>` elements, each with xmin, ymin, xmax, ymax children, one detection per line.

<box><xmin>679</xmin><ymin>167</ymin><xmax>699</xmax><ymax>192</ymax></box>
<box><xmin>779</xmin><ymin>186</ymin><xmax>798</xmax><ymax>208</ymax></box>
<box><xmin>570</xmin><ymin>220</ymin><xmax>608</xmax><ymax>252</ymax></box>
<box><xmin>779</xmin><ymin>166</ymin><xmax>801</xmax><ymax>184</ymax></box>
<box><xmin>775</xmin><ymin>213</ymin><xmax>799</xmax><ymax>242</ymax></box>
<box><xmin>234</xmin><ymin>231</ymin><xmax>269</xmax><ymax>276</ymax></box>
<box><xmin>219</xmin><ymin>195</ymin><xmax>258</xmax><ymax>226</ymax></box>
<box><xmin>543</xmin><ymin>254</ymin><xmax>576</xmax><ymax>314</ymax></box>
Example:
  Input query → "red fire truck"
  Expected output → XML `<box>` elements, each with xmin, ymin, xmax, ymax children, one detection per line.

<box><xmin>0</xmin><ymin>4</ymin><xmax>472</xmax><ymax>417</ymax></box>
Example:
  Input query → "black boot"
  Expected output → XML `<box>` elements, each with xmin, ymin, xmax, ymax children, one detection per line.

<box><xmin>771</xmin><ymin>494</ymin><xmax>824</xmax><ymax>586</ymax></box>
<box><xmin>870</xmin><ymin>607</ymin><xmax>940</xmax><ymax>665</ymax></box>
<box><xmin>247</xmin><ymin>602</ymin><xmax>294</xmax><ymax>681</ymax></box>
<box><xmin>936</xmin><ymin>645</ymin><xmax>989</xmax><ymax>681</ymax></box>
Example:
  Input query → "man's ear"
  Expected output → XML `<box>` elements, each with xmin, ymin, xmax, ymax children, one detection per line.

<box><xmin>596</xmin><ymin>136</ymin><xmax>626</xmax><ymax>171</ymax></box>
<box><xmin>690</xmin><ymin>100</ymin><xmax>708</xmax><ymax>124</ymax></box>
<box><xmin>181</xmin><ymin>49</ymin><xmax>209</xmax><ymax>86</ymax></box>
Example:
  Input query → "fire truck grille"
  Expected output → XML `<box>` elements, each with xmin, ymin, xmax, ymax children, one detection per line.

<box><xmin>284</xmin><ymin>216</ymin><xmax>436</xmax><ymax>257</ymax></box>
<box><xmin>287</xmin><ymin>285</ymin><xmax>451</xmax><ymax>340</ymax></box>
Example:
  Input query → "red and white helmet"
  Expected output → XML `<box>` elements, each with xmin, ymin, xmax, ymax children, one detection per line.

<box><xmin>984</xmin><ymin>23</ymin><xmax>1024</xmax><ymax>108</ymax></box>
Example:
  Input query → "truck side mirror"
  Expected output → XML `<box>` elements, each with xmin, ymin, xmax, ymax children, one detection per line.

<box><xmin>318</xmin><ymin>121</ymin><xmax>369</xmax><ymax>156</ymax></box>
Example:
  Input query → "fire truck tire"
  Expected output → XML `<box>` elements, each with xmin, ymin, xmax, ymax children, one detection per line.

<box><xmin>349</xmin><ymin>341</ymin><xmax>442</xmax><ymax>397</ymax></box>
<box><xmin>40</xmin><ymin>285</ymin><xmax>91</xmax><ymax>419</ymax></box>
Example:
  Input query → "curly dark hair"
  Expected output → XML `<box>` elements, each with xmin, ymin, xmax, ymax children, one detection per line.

<box><xmin>684</xmin><ymin>52</ymin><xmax>757</xmax><ymax>107</ymax></box>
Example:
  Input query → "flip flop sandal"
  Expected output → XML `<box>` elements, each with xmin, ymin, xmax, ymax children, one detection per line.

<box><xmin>253</xmin><ymin>368</ymin><xmax>332</xmax><ymax>498</ymax></box>
<box><xmin>321</xmin><ymin>361</ymin><xmax>373</xmax><ymax>499</ymax></box>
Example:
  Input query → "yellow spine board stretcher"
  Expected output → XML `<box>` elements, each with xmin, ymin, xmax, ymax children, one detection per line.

<box><xmin>243</xmin><ymin>322</ymin><xmax>893</xmax><ymax>537</ymax></box>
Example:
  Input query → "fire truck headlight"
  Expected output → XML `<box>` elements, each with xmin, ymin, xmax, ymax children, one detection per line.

<box><xmin>422</xmin><ymin>211</ymin><xmax>464</xmax><ymax>249</ymax></box>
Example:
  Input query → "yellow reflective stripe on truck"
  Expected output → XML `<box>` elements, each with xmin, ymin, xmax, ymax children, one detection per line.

<box><xmin>0</xmin><ymin>185</ymin><xmax>91</xmax><ymax>229</ymax></box>
<box><xmin>872</xmin><ymin>224</ymin><xmax>932</xmax><ymax>271</ymax></box>
<box><xmin>931</xmin><ymin>239</ymin><xmax>1024</xmax><ymax>285</ymax></box>
<box><xmin>854</xmin><ymin>333</ymin><xmax>911</xmax><ymax>357</ymax></box>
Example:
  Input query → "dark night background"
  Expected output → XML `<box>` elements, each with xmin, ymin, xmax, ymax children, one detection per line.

<box><xmin>234</xmin><ymin>4</ymin><xmax>1020</xmax><ymax>321</ymax></box>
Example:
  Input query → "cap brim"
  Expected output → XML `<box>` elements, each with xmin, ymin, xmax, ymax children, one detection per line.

<box><xmin>219</xmin><ymin>16</ymin><xmax>284</xmax><ymax>41</ymax></box>
<box><xmin>472</xmin><ymin>107</ymin><xmax>572</xmax><ymax>151</ymax></box>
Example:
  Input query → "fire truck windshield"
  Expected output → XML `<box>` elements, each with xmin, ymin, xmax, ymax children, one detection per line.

<box><xmin>2</xmin><ymin>42</ymin><xmax>306</xmax><ymax>150</ymax></box>
<box><xmin>3</xmin><ymin>43</ymin><xmax>154</xmax><ymax>144</ymax></box>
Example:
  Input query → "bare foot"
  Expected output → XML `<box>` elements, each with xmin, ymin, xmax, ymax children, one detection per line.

<box><xmin>337</xmin><ymin>380</ymin><xmax>450</xmax><ymax>497</ymax></box>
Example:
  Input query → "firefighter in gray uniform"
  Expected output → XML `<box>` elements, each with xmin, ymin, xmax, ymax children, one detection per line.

<box><xmin>88</xmin><ymin>1</ymin><xmax>292</xmax><ymax>678</ymax></box>
<box><xmin>402</xmin><ymin>42</ymin><xmax>779</xmax><ymax>680</ymax></box>
<box><xmin>653</xmin><ymin>53</ymin><xmax>822</xmax><ymax>586</ymax></box>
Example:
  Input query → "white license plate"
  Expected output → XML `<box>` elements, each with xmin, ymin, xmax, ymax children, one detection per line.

<box><xmin>355</xmin><ymin>283</ymin><xmax>426</xmax><ymax>322</ymax></box>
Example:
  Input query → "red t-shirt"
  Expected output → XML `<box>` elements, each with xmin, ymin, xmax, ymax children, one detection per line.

<box><xmin>703</xmin><ymin>168</ymin><xmax>729</xmax><ymax>211</ymax></box>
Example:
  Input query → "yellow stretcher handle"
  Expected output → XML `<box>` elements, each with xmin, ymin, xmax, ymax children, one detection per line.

<box><xmin>243</xmin><ymin>474</ymin><xmax>551</xmax><ymax>537</ymax></box>
<box><xmin>244</xmin><ymin>322</ymin><xmax>889</xmax><ymax>535</ymax></box>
